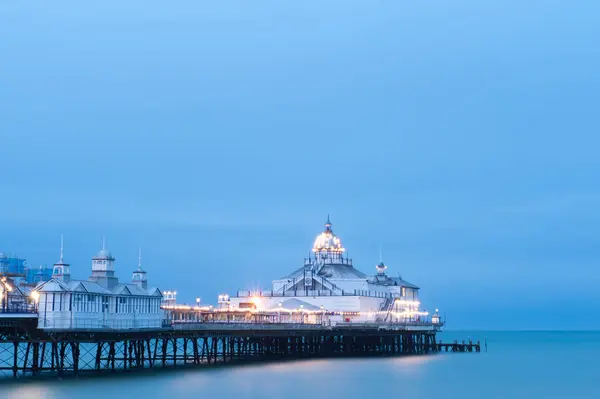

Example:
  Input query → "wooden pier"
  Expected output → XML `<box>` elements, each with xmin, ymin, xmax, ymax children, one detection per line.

<box><xmin>437</xmin><ymin>340</ymin><xmax>481</xmax><ymax>353</ymax></box>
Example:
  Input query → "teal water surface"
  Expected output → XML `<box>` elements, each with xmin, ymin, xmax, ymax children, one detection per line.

<box><xmin>4</xmin><ymin>331</ymin><xmax>599</xmax><ymax>399</ymax></box>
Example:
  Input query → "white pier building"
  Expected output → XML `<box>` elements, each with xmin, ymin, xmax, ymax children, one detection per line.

<box><xmin>226</xmin><ymin>217</ymin><xmax>436</xmax><ymax>324</ymax></box>
<box><xmin>33</xmin><ymin>240</ymin><xmax>163</xmax><ymax>330</ymax></box>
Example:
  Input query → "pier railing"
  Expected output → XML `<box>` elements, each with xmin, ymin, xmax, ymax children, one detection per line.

<box><xmin>236</xmin><ymin>289</ymin><xmax>396</xmax><ymax>299</ymax></box>
<box><xmin>0</xmin><ymin>304</ymin><xmax>37</xmax><ymax>314</ymax></box>
<box><xmin>170</xmin><ymin>319</ymin><xmax>442</xmax><ymax>331</ymax></box>
<box><xmin>37</xmin><ymin>317</ymin><xmax>166</xmax><ymax>331</ymax></box>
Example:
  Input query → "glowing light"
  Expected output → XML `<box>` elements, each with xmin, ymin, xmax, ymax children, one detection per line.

<box><xmin>312</xmin><ymin>219</ymin><xmax>346</xmax><ymax>253</ymax></box>
<box><xmin>30</xmin><ymin>291</ymin><xmax>40</xmax><ymax>303</ymax></box>
<box><xmin>312</xmin><ymin>231</ymin><xmax>345</xmax><ymax>252</ymax></box>
<box><xmin>394</xmin><ymin>299</ymin><xmax>421</xmax><ymax>307</ymax></box>
<box><xmin>249</xmin><ymin>296</ymin><xmax>263</xmax><ymax>310</ymax></box>
<box><xmin>218</xmin><ymin>294</ymin><xmax>230</xmax><ymax>302</ymax></box>
<box><xmin>0</xmin><ymin>278</ymin><xmax>12</xmax><ymax>293</ymax></box>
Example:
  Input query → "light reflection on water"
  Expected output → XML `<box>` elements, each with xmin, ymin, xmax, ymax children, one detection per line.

<box><xmin>2</xmin><ymin>332</ymin><xmax>599</xmax><ymax>399</ymax></box>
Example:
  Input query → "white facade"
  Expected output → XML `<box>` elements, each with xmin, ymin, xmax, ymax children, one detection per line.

<box><xmin>227</xmin><ymin>218</ymin><xmax>429</xmax><ymax>323</ymax></box>
<box><xmin>34</xmin><ymin>243</ymin><xmax>163</xmax><ymax>330</ymax></box>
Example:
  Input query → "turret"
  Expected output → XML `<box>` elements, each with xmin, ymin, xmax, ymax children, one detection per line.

<box><xmin>376</xmin><ymin>261</ymin><xmax>387</xmax><ymax>276</ymax></box>
<box><xmin>89</xmin><ymin>238</ymin><xmax>119</xmax><ymax>289</ymax></box>
<box><xmin>132</xmin><ymin>248</ymin><xmax>148</xmax><ymax>290</ymax></box>
<box><xmin>51</xmin><ymin>235</ymin><xmax>71</xmax><ymax>283</ymax></box>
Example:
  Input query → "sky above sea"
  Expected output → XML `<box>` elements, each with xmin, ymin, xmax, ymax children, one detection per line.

<box><xmin>1</xmin><ymin>1</ymin><xmax>599</xmax><ymax>330</ymax></box>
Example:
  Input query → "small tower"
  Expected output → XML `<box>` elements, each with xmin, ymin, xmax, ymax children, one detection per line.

<box><xmin>132</xmin><ymin>248</ymin><xmax>148</xmax><ymax>290</ymax></box>
<box><xmin>52</xmin><ymin>235</ymin><xmax>71</xmax><ymax>282</ymax></box>
<box><xmin>376</xmin><ymin>246</ymin><xmax>387</xmax><ymax>276</ymax></box>
<box><xmin>376</xmin><ymin>261</ymin><xmax>387</xmax><ymax>276</ymax></box>
<box><xmin>90</xmin><ymin>237</ymin><xmax>119</xmax><ymax>289</ymax></box>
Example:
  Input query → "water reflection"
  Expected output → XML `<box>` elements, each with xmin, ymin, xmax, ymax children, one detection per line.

<box><xmin>3</xmin><ymin>333</ymin><xmax>599</xmax><ymax>399</ymax></box>
<box><xmin>7</xmin><ymin>386</ymin><xmax>55</xmax><ymax>399</ymax></box>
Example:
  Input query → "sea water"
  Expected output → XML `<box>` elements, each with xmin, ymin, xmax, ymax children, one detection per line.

<box><xmin>3</xmin><ymin>331</ymin><xmax>598</xmax><ymax>399</ymax></box>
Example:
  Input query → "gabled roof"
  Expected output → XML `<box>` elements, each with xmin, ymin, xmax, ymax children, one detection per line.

<box><xmin>113</xmin><ymin>285</ymin><xmax>132</xmax><ymax>295</ymax></box>
<box><xmin>33</xmin><ymin>278</ymin><xmax>161</xmax><ymax>297</ymax></box>
<box><xmin>36</xmin><ymin>279</ymin><xmax>70</xmax><ymax>293</ymax></box>
<box><xmin>75</xmin><ymin>281</ymin><xmax>112</xmax><ymax>295</ymax></box>
<box><xmin>66</xmin><ymin>281</ymin><xmax>88</xmax><ymax>293</ymax></box>
<box><xmin>369</xmin><ymin>274</ymin><xmax>420</xmax><ymax>289</ymax></box>
<box><xmin>319</xmin><ymin>264</ymin><xmax>367</xmax><ymax>279</ymax></box>
<box><xmin>148</xmin><ymin>287</ymin><xmax>163</xmax><ymax>297</ymax></box>
<box><xmin>119</xmin><ymin>284</ymin><xmax>148</xmax><ymax>296</ymax></box>
<box><xmin>6</xmin><ymin>284</ymin><xmax>31</xmax><ymax>297</ymax></box>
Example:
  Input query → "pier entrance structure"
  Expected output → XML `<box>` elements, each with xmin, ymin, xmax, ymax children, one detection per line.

<box><xmin>229</xmin><ymin>217</ymin><xmax>434</xmax><ymax>325</ymax></box>
<box><xmin>33</xmin><ymin>242</ymin><xmax>163</xmax><ymax>330</ymax></box>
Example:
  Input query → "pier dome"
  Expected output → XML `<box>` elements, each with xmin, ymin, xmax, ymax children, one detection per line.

<box><xmin>95</xmin><ymin>249</ymin><xmax>113</xmax><ymax>259</ymax></box>
<box><xmin>312</xmin><ymin>216</ymin><xmax>345</xmax><ymax>253</ymax></box>
<box><xmin>93</xmin><ymin>238</ymin><xmax>115</xmax><ymax>260</ymax></box>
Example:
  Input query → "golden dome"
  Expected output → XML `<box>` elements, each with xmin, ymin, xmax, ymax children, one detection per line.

<box><xmin>312</xmin><ymin>216</ymin><xmax>345</xmax><ymax>253</ymax></box>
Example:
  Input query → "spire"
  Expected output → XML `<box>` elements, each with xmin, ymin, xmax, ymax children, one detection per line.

<box><xmin>325</xmin><ymin>215</ymin><xmax>332</xmax><ymax>232</ymax></box>
<box><xmin>52</xmin><ymin>234</ymin><xmax>71</xmax><ymax>282</ymax></box>
<box><xmin>60</xmin><ymin>234</ymin><xmax>64</xmax><ymax>263</ymax></box>
<box><xmin>132</xmin><ymin>247</ymin><xmax>148</xmax><ymax>288</ymax></box>
<box><xmin>55</xmin><ymin>234</ymin><xmax>68</xmax><ymax>266</ymax></box>
<box><xmin>376</xmin><ymin>246</ymin><xmax>387</xmax><ymax>275</ymax></box>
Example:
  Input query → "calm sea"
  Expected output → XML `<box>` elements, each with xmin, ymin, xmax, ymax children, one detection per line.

<box><xmin>3</xmin><ymin>331</ymin><xmax>598</xmax><ymax>399</ymax></box>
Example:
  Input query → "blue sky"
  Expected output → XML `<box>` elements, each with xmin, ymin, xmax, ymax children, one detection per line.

<box><xmin>1</xmin><ymin>1</ymin><xmax>599</xmax><ymax>329</ymax></box>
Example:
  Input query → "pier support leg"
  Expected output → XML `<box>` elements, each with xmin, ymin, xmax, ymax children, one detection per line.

<box><xmin>13</xmin><ymin>341</ymin><xmax>18</xmax><ymax>378</ymax></box>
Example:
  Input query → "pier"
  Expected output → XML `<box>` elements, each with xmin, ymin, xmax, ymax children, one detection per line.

<box><xmin>0</xmin><ymin>219</ymin><xmax>481</xmax><ymax>380</ymax></box>
<box><xmin>0</xmin><ymin>309</ymin><xmax>478</xmax><ymax>379</ymax></box>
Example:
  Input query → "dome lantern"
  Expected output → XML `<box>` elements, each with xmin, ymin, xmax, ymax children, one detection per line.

<box><xmin>312</xmin><ymin>216</ymin><xmax>345</xmax><ymax>253</ymax></box>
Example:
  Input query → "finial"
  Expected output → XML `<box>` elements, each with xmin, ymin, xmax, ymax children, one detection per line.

<box><xmin>60</xmin><ymin>234</ymin><xmax>64</xmax><ymax>263</ymax></box>
<box><xmin>138</xmin><ymin>247</ymin><xmax>142</xmax><ymax>270</ymax></box>
<box><xmin>102</xmin><ymin>236</ymin><xmax>106</xmax><ymax>251</ymax></box>
<box><xmin>325</xmin><ymin>214</ymin><xmax>332</xmax><ymax>232</ymax></box>
<box><xmin>379</xmin><ymin>245</ymin><xmax>382</xmax><ymax>263</ymax></box>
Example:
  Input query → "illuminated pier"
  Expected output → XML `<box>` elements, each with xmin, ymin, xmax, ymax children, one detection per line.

<box><xmin>0</xmin><ymin>219</ymin><xmax>480</xmax><ymax>379</ymax></box>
